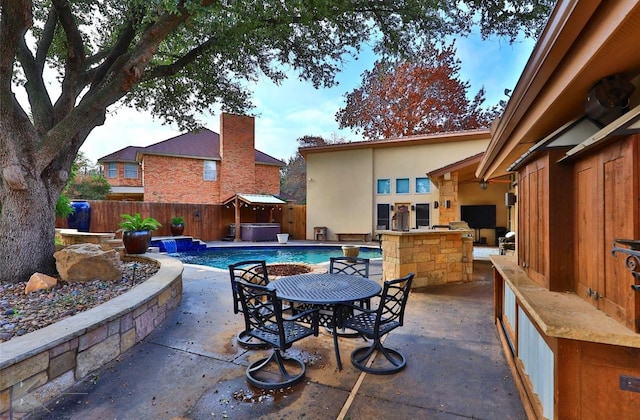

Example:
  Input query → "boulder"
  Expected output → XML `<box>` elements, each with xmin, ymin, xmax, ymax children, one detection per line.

<box><xmin>54</xmin><ymin>243</ymin><xmax>122</xmax><ymax>282</ymax></box>
<box><xmin>24</xmin><ymin>273</ymin><xmax>58</xmax><ymax>294</ymax></box>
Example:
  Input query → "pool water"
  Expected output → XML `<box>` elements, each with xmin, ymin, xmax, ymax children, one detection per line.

<box><xmin>175</xmin><ymin>245</ymin><xmax>382</xmax><ymax>269</ymax></box>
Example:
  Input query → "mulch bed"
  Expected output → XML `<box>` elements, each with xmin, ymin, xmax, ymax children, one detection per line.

<box><xmin>0</xmin><ymin>260</ymin><xmax>159</xmax><ymax>342</ymax></box>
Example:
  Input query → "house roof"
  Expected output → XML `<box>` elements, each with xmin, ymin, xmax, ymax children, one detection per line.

<box><xmin>138</xmin><ymin>129</ymin><xmax>221</xmax><ymax>160</ymax></box>
<box><xmin>426</xmin><ymin>152</ymin><xmax>485</xmax><ymax>185</ymax></box>
<box><xmin>98</xmin><ymin>128</ymin><xmax>285</xmax><ymax>166</ymax></box>
<box><xmin>98</xmin><ymin>146</ymin><xmax>145</xmax><ymax>163</ymax></box>
<box><xmin>298</xmin><ymin>129</ymin><xmax>491</xmax><ymax>158</ymax></box>
<box><xmin>477</xmin><ymin>1</ymin><xmax>640</xmax><ymax>180</ymax></box>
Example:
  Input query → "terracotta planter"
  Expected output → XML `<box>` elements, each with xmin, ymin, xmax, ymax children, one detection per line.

<box><xmin>170</xmin><ymin>223</ymin><xmax>184</xmax><ymax>236</ymax></box>
<box><xmin>122</xmin><ymin>230</ymin><xmax>151</xmax><ymax>254</ymax></box>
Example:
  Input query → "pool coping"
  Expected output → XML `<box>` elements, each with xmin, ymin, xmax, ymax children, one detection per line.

<box><xmin>0</xmin><ymin>253</ymin><xmax>184</xmax><ymax>416</ymax></box>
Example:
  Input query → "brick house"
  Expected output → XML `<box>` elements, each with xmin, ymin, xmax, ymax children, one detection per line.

<box><xmin>98</xmin><ymin>113</ymin><xmax>284</xmax><ymax>203</ymax></box>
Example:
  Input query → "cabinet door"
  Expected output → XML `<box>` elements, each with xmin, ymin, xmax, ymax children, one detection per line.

<box><xmin>601</xmin><ymin>139</ymin><xmax>636</xmax><ymax>326</ymax></box>
<box><xmin>574</xmin><ymin>159</ymin><xmax>599</xmax><ymax>308</ymax></box>
<box><xmin>520</xmin><ymin>159</ymin><xmax>548</xmax><ymax>287</ymax></box>
<box><xmin>574</xmin><ymin>137</ymin><xmax>638</xmax><ymax>329</ymax></box>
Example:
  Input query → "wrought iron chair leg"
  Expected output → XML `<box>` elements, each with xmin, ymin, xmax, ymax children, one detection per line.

<box><xmin>246</xmin><ymin>349</ymin><xmax>306</xmax><ymax>390</ymax></box>
<box><xmin>351</xmin><ymin>339</ymin><xmax>407</xmax><ymax>375</ymax></box>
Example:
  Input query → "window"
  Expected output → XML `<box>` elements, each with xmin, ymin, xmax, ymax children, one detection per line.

<box><xmin>396</xmin><ymin>178</ymin><xmax>410</xmax><ymax>194</ymax></box>
<box><xmin>377</xmin><ymin>179</ymin><xmax>390</xmax><ymax>194</ymax></box>
<box><xmin>416</xmin><ymin>177</ymin><xmax>431</xmax><ymax>193</ymax></box>
<box><xmin>107</xmin><ymin>163</ymin><xmax>116</xmax><ymax>178</ymax></box>
<box><xmin>124</xmin><ymin>163</ymin><xmax>138</xmax><ymax>179</ymax></box>
<box><xmin>204</xmin><ymin>160</ymin><xmax>217</xmax><ymax>181</ymax></box>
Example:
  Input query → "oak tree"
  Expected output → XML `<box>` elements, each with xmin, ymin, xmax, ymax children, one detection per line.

<box><xmin>1</xmin><ymin>0</ymin><xmax>553</xmax><ymax>281</ymax></box>
<box><xmin>336</xmin><ymin>41</ymin><xmax>502</xmax><ymax>139</ymax></box>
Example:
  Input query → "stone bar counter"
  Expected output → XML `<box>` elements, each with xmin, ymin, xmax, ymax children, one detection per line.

<box><xmin>380</xmin><ymin>229</ymin><xmax>474</xmax><ymax>288</ymax></box>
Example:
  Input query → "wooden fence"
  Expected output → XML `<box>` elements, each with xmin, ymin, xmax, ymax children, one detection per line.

<box><xmin>56</xmin><ymin>201</ymin><xmax>307</xmax><ymax>242</ymax></box>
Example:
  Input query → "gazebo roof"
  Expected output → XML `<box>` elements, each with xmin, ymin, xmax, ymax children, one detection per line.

<box><xmin>222</xmin><ymin>193</ymin><xmax>287</xmax><ymax>206</ymax></box>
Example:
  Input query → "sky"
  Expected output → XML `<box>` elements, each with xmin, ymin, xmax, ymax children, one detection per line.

<box><xmin>80</xmin><ymin>33</ymin><xmax>536</xmax><ymax>165</ymax></box>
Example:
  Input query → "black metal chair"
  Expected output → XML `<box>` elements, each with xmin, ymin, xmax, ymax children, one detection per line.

<box><xmin>234</xmin><ymin>279</ymin><xmax>319</xmax><ymax>389</ymax></box>
<box><xmin>229</xmin><ymin>260</ymin><xmax>271</xmax><ymax>348</ymax></box>
<box><xmin>336</xmin><ymin>272</ymin><xmax>414</xmax><ymax>374</ymax></box>
<box><xmin>330</xmin><ymin>257</ymin><xmax>371</xmax><ymax>309</ymax></box>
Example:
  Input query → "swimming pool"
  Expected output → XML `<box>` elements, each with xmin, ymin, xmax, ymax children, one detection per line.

<box><xmin>175</xmin><ymin>245</ymin><xmax>382</xmax><ymax>269</ymax></box>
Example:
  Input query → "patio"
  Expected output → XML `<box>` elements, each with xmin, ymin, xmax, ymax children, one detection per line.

<box><xmin>30</xmin><ymin>256</ymin><xmax>524</xmax><ymax>419</ymax></box>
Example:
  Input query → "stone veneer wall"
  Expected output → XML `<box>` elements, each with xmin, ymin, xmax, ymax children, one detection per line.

<box><xmin>381</xmin><ymin>230</ymin><xmax>473</xmax><ymax>288</ymax></box>
<box><xmin>0</xmin><ymin>254</ymin><xmax>183</xmax><ymax>417</ymax></box>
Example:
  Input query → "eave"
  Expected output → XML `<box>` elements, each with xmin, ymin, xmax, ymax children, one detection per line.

<box><xmin>477</xmin><ymin>1</ymin><xmax>640</xmax><ymax>180</ymax></box>
<box><xmin>299</xmin><ymin>130</ymin><xmax>490</xmax><ymax>159</ymax></box>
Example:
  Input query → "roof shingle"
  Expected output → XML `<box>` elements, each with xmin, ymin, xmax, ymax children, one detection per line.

<box><xmin>98</xmin><ymin>128</ymin><xmax>284</xmax><ymax>166</ymax></box>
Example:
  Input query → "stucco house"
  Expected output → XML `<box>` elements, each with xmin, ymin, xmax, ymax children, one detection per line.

<box><xmin>300</xmin><ymin>130</ymin><xmax>511</xmax><ymax>244</ymax></box>
<box><xmin>98</xmin><ymin>113</ymin><xmax>284</xmax><ymax>204</ymax></box>
<box><xmin>478</xmin><ymin>1</ymin><xmax>640</xmax><ymax>418</ymax></box>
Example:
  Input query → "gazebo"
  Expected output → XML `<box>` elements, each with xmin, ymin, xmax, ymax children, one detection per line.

<box><xmin>222</xmin><ymin>193</ymin><xmax>287</xmax><ymax>242</ymax></box>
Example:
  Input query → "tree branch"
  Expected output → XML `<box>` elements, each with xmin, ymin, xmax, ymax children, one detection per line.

<box><xmin>143</xmin><ymin>37</ymin><xmax>215</xmax><ymax>81</ymax></box>
<box><xmin>37</xmin><ymin>3</ymin><xmax>194</xmax><ymax>167</ymax></box>
<box><xmin>36</xmin><ymin>6</ymin><xmax>58</xmax><ymax>71</ymax></box>
<box><xmin>51</xmin><ymin>0</ymin><xmax>87</xmax><ymax>123</ymax></box>
<box><xmin>85</xmin><ymin>19</ymin><xmax>137</xmax><ymax>95</ymax></box>
<box><xmin>0</xmin><ymin>0</ymin><xmax>32</xmax><ymax>116</ymax></box>
<box><xmin>17</xmin><ymin>36</ymin><xmax>54</xmax><ymax>134</ymax></box>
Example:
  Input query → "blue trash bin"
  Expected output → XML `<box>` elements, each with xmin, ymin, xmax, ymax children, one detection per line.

<box><xmin>67</xmin><ymin>200</ymin><xmax>91</xmax><ymax>232</ymax></box>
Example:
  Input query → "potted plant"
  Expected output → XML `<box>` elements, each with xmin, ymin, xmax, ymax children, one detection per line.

<box><xmin>170</xmin><ymin>216</ymin><xmax>185</xmax><ymax>236</ymax></box>
<box><xmin>119</xmin><ymin>213</ymin><xmax>162</xmax><ymax>254</ymax></box>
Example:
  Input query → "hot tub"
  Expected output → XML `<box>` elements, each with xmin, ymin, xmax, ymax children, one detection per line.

<box><xmin>230</xmin><ymin>223</ymin><xmax>281</xmax><ymax>242</ymax></box>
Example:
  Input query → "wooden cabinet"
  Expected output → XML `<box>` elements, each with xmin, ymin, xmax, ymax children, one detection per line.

<box><xmin>494</xmin><ymin>261</ymin><xmax>640</xmax><ymax>419</ymax></box>
<box><xmin>518</xmin><ymin>136</ymin><xmax>639</xmax><ymax>329</ymax></box>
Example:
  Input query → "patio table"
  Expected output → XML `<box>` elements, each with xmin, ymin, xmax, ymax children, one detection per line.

<box><xmin>270</xmin><ymin>273</ymin><xmax>381</xmax><ymax>370</ymax></box>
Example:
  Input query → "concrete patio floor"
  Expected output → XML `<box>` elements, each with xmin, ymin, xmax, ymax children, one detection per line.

<box><xmin>30</xmin><ymin>255</ymin><xmax>524</xmax><ymax>419</ymax></box>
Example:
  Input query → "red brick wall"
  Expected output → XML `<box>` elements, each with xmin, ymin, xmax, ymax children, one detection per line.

<box><xmin>103</xmin><ymin>162</ymin><xmax>142</xmax><ymax>187</ymax></box>
<box><xmin>220</xmin><ymin>113</ymin><xmax>255</xmax><ymax>198</ymax></box>
<box><xmin>255</xmin><ymin>164</ymin><xmax>281</xmax><ymax>194</ymax></box>
<box><xmin>143</xmin><ymin>155</ymin><xmax>221</xmax><ymax>204</ymax></box>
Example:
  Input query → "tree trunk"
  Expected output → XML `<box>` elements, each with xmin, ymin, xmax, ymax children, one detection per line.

<box><xmin>0</xmin><ymin>176</ymin><xmax>58</xmax><ymax>283</ymax></box>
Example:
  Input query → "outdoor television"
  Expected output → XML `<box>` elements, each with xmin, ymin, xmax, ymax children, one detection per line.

<box><xmin>460</xmin><ymin>205</ymin><xmax>496</xmax><ymax>229</ymax></box>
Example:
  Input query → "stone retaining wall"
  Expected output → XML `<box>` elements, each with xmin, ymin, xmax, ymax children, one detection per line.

<box><xmin>0</xmin><ymin>254</ymin><xmax>183</xmax><ymax>417</ymax></box>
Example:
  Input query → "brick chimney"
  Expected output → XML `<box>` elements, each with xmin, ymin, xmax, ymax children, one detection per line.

<box><xmin>219</xmin><ymin>113</ymin><xmax>256</xmax><ymax>199</ymax></box>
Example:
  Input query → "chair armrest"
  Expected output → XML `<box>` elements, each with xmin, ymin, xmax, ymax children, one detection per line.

<box><xmin>286</xmin><ymin>308</ymin><xmax>320</xmax><ymax>334</ymax></box>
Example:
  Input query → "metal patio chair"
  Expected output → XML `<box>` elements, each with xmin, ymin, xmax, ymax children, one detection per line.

<box><xmin>228</xmin><ymin>260</ymin><xmax>271</xmax><ymax>348</ymax></box>
<box><xmin>336</xmin><ymin>272</ymin><xmax>414</xmax><ymax>374</ymax></box>
<box><xmin>234</xmin><ymin>279</ymin><xmax>319</xmax><ymax>389</ymax></box>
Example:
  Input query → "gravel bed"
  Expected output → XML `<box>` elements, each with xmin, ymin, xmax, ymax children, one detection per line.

<box><xmin>0</xmin><ymin>260</ymin><xmax>159</xmax><ymax>342</ymax></box>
